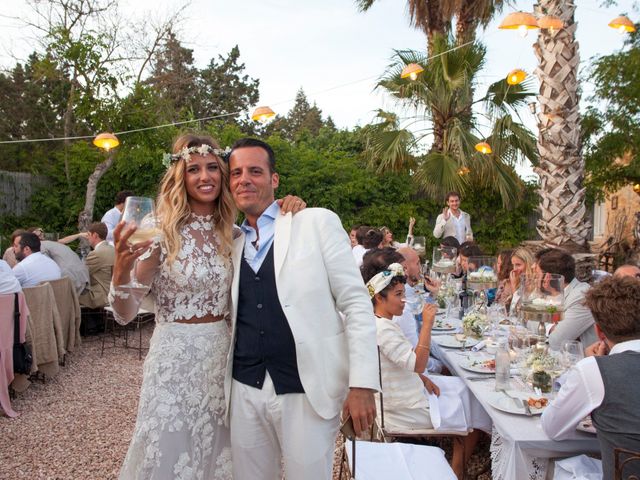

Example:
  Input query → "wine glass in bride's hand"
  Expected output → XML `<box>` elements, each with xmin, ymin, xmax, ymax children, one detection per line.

<box><xmin>121</xmin><ymin>196</ymin><xmax>158</xmax><ymax>286</ymax></box>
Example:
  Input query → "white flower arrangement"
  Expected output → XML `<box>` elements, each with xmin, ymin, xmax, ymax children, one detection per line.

<box><xmin>525</xmin><ymin>349</ymin><xmax>558</xmax><ymax>373</ymax></box>
<box><xmin>462</xmin><ymin>311</ymin><xmax>487</xmax><ymax>338</ymax></box>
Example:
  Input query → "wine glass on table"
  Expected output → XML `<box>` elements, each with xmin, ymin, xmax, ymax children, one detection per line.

<box><xmin>561</xmin><ymin>340</ymin><xmax>584</xmax><ymax>370</ymax></box>
<box><xmin>455</xmin><ymin>332</ymin><xmax>468</xmax><ymax>352</ymax></box>
<box><xmin>121</xmin><ymin>196</ymin><xmax>159</xmax><ymax>287</ymax></box>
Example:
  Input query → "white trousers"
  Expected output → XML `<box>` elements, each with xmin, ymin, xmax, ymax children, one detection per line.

<box><xmin>230</xmin><ymin>373</ymin><xmax>340</xmax><ymax>480</ymax></box>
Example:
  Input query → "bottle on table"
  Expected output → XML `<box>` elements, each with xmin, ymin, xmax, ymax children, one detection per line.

<box><xmin>495</xmin><ymin>337</ymin><xmax>511</xmax><ymax>391</ymax></box>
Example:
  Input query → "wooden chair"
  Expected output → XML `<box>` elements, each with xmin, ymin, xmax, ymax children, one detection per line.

<box><xmin>614</xmin><ymin>448</ymin><xmax>640</xmax><ymax>480</ymax></box>
<box><xmin>23</xmin><ymin>283</ymin><xmax>65</xmax><ymax>379</ymax></box>
<box><xmin>45</xmin><ymin>276</ymin><xmax>81</xmax><ymax>364</ymax></box>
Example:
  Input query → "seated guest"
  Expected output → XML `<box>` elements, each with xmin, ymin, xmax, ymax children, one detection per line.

<box><xmin>494</xmin><ymin>249</ymin><xmax>514</xmax><ymax>311</ymax></box>
<box><xmin>440</xmin><ymin>235</ymin><xmax>461</xmax><ymax>251</ymax></box>
<box><xmin>535</xmin><ymin>249</ymin><xmax>597</xmax><ymax>350</ymax></box>
<box><xmin>349</xmin><ymin>224</ymin><xmax>360</xmax><ymax>248</ymax></box>
<box><xmin>585</xmin><ymin>265</ymin><xmax>640</xmax><ymax>357</ymax></box>
<box><xmin>79</xmin><ymin>222</ymin><xmax>115</xmax><ymax>309</ymax></box>
<box><xmin>541</xmin><ymin>276</ymin><xmax>640</xmax><ymax>479</ymax></box>
<box><xmin>2</xmin><ymin>229</ymin><xmax>25</xmax><ymax>268</ymax></box>
<box><xmin>101</xmin><ymin>189</ymin><xmax>133</xmax><ymax>244</ymax></box>
<box><xmin>29</xmin><ymin>227</ymin><xmax>89</xmax><ymax>294</ymax></box>
<box><xmin>455</xmin><ymin>242</ymin><xmax>482</xmax><ymax>278</ymax></box>
<box><xmin>0</xmin><ymin>259</ymin><xmax>21</xmax><ymax>294</ymax></box>
<box><xmin>363</xmin><ymin>228</ymin><xmax>383</xmax><ymax>250</ymax></box>
<box><xmin>380</xmin><ymin>226</ymin><xmax>402</xmax><ymax>249</ymax></box>
<box><xmin>367</xmin><ymin>246</ymin><xmax>443</xmax><ymax>373</ymax></box>
<box><xmin>352</xmin><ymin>225</ymin><xmax>370</xmax><ymax>267</ymax></box>
<box><xmin>508</xmin><ymin>247</ymin><xmax>536</xmax><ymax>316</ymax></box>
<box><xmin>12</xmin><ymin>232</ymin><xmax>61</xmax><ymax>287</ymax></box>
<box><xmin>363</xmin><ymin>258</ymin><xmax>489</xmax><ymax>479</ymax></box>
<box><xmin>613</xmin><ymin>264</ymin><xmax>640</xmax><ymax>278</ymax></box>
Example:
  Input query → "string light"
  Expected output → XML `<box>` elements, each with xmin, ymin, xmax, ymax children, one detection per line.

<box><xmin>506</xmin><ymin>69</ymin><xmax>526</xmax><ymax>85</ymax></box>
<box><xmin>475</xmin><ymin>142</ymin><xmax>492</xmax><ymax>154</ymax></box>
<box><xmin>401</xmin><ymin>63</ymin><xmax>424</xmax><ymax>81</ymax></box>
<box><xmin>608</xmin><ymin>16</ymin><xmax>636</xmax><ymax>33</ymax></box>
<box><xmin>499</xmin><ymin>11</ymin><xmax>539</xmax><ymax>37</ymax></box>
<box><xmin>251</xmin><ymin>106</ymin><xmax>276</xmax><ymax>123</ymax></box>
<box><xmin>93</xmin><ymin>132</ymin><xmax>119</xmax><ymax>151</ymax></box>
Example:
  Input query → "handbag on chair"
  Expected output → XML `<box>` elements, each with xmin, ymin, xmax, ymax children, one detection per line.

<box><xmin>12</xmin><ymin>292</ymin><xmax>33</xmax><ymax>374</ymax></box>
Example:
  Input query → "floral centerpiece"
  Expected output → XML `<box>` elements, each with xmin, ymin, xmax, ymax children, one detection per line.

<box><xmin>524</xmin><ymin>348</ymin><xmax>558</xmax><ymax>393</ymax></box>
<box><xmin>436</xmin><ymin>283</ymin><xmax>457</xmax><ymax>309</ymax></box>
<box><xmin>462</xmin><ymin>311</ymin><xmax>488</xmax><ymax>339</ymax></box>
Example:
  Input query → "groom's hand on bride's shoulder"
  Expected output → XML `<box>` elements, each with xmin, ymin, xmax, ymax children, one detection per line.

<box><xmin>342</xmin><ymin>387</ymin><xmax>376</xmax><ymax>436</ymax></box>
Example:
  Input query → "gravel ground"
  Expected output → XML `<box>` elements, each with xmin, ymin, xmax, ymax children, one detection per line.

<box><xmin>1</xmin><ymin>327</ymin><xmax>148</xmax><ymax>480</ymax></box>
<box><xmin>1</xmin><ymin>323</ymin><xmax>491</xmax><ymax>480</ymax></box>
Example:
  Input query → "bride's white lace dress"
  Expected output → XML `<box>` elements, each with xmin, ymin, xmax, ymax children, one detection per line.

<box><xmin>109</xmin><ymin>214</ymin><xmax>232</xmax><ymax>480</ymax></box>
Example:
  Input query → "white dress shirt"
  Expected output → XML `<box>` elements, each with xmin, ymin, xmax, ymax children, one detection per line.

<box><xmin>101</xmin><ymin>206</ymin><xmax>122</xmax><ymax>244</ymax></box>
<box><xmin>432</xmin><ymin>209</ymin><xmax>472</xmax><ymax>244</ymax></box>
<box><xmin>352</xmin><ymin>244</ymin><xmax>366</xmax><ymax>267</ymax></box>
<box><xmin>527</xmin><ymin>278</ymin><xmax>597</xmax><ymax>350</ymax></box>
<box><xmin>240</xmin><ymin>200</ymin><xmax>278</xmax><ymax>273</ymax></box>
<box><xmin>0</xmin><ymin>259</ymin><xmax>22</xmax><ymax>294</ymax></box>
<box><xmin>12</xmin><ymin>252</ymin><xmax>62</xmax><ymax>287</ymax></box>
<box><xmin>541</xmin><ymin>339</ymin><xmax>640</xmax><ymax>440</ymax></box>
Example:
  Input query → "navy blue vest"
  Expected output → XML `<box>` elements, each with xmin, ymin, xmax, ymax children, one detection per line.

<box><xmin>232</xmin><ymin>245</ymin><xmax>304</xmax><ymax>394</ymax></box>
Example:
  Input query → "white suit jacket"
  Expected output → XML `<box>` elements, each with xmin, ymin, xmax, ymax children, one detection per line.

<box><xmin>432</xmin><ymin>210</ymin><xmax>472</xmax><ymax>243</ymax></box>
<box><xmin>225</xmin><ymin>208</ymin><xmax>380</xmax><ymax>420</ymax></box>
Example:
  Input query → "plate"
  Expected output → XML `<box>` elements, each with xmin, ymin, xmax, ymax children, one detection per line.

<box><xmin>436</xmin><ymin>308</ymin><xmax>447</xmax><ymax>316</ymax></box>
<box><xmin>460</xmin><ymin>358</ymin><xmax>496</xmax><ymax>374</ymax></box>
<box><xmin>487</xmin><ymin>391</ymin><xmax>545</xmax><ymax>416</ymax></box>
<box><xmin>432</xmin><ymin>335</ymin><xmax>480</xmax><ymax>349</ymax></box>
<box><xmin>577</xmin><ymin>416</ymin><xmax>596</xmax><ymax>434</ymax></box>
<box><xmin>433</xmin><ymin>319</ymin><xmax>456</xmax><ymax>331</ymax></box>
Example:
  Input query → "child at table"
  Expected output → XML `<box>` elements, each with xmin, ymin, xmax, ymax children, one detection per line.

<box><xmin>362</xmin><ymin>257</ymin><xmax>491</xmax><ymax>479</ymax></box>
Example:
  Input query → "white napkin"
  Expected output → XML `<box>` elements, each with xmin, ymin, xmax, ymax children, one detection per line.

<box><xmin>471</xmin><ymin>341</ymin><xmax>486</xmax><ymax>352</ymax></box>
<box><xmin>553</xmin><ymin>455</ymin><xmax>602</xmax><ymax>480</ymax></box>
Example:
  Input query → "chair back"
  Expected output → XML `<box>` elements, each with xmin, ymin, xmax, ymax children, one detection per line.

<box><xmin>614</xmin><ymin>447</ymin><xmax>640</xmax><ymax>480</ymax></box>
<box><xmin>45</xmin><ymin>276</ymin><xmax>81</xmax><ymax>352</ymax></box>
<box><xmin>23</xmin><ymin>283</ymin><xmax>64</xmax><ymax>377</ymax></box>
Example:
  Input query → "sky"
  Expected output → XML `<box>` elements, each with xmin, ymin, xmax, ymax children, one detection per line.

<box><xmin>0</xmin><ymin>0</ymin><xmax>636</xmax><ymax>178</ymax></box>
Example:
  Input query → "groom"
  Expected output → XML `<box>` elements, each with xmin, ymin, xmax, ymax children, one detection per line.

<box><xmin>224</xmin><ymin>138</ymin><xmax>380</xmax><ymax>480</ymax></box>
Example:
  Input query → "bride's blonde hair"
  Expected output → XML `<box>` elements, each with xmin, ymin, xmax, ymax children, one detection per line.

<box><xmin>156</xmin><ymin>133</ymin><xmax>236</xmax><ymax>265</ymax></box>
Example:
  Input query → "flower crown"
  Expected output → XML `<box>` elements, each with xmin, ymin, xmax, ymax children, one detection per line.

<box><xmin>366</xmin><ymin>263</ymin><xmax>405</xmax><ymax>298</ymax></box>
<box><xmin>161</xmin><ymin>144</ymin><xmax>231</xmax><ymax>168</ymax></box>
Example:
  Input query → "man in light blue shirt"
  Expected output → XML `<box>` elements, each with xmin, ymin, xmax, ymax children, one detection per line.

<box><xmin>239</xmin><ymin>200</ymin><xmax>279</xmax><ymax>272</ymax></box>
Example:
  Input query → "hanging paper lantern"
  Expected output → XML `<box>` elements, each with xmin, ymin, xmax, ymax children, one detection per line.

<box><xmin>506</xmin><ymin>69</ymin><xmax>527</xmax><ymax>85</ymax></box>
<box><xmin>251</xmin><ymin>106</ymin><xmax>276</xmax><ymax>122</ymax></box>
<box><xmin>401</xmin><ymin>63</ymin><xmax>424</xmax><ymax>81</ymax></box>
<box><xmin>93</xmin><ymin>132</ymin><xmax>119</xmax><ymax>151</ymax></box>
<box><xmin>475</xmin><ymin>142</ymin><xmax>492</xmax><ymax>154</ymax></box>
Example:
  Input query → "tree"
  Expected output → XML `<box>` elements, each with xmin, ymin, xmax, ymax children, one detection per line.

<box><xmin>361</xmin><ymin>37</ymin><xmax>537</xmax><ymax>206</ymax></box>
<box><xmin>583</xmin><ymin>26</ymin><xmax>640</xmax><ymax>199</ymax></box>
<box><xmin>533</xmin><ymin>0</ymin><xmax>590</xmax><ymax>249</ymax></box>
<box><xmin>146</xmin><ymin>30</ymin><xmax>199</xmax><ymax>118</ymax></box>
<box><xmin>195</xmin><ymin>46</ymin><xmax>260</xmax><ymax>125</ymax></box>
<box><xmin>265</xmin><ymin>89</ymin><xmax>334</xmax><ymax>140</ymax></box>
<box><xmin>356</xmin><ymin>1</ymin><xmax>506</xmax><ymax>53</ymax></box>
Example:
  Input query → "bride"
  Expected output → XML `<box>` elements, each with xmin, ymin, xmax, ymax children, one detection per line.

<box><xmin>109</xmin><ymin>133</ymin><xmax>303</xmax><ymax>479</ymax></box>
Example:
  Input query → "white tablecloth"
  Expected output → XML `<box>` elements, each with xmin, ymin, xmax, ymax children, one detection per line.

<box><xmin>431</xmin><ymin>320</ymin><xmax>600</xmax><ymax>480</ymax></box>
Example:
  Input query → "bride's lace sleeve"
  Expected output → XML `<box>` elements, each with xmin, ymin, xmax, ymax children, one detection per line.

<box><xmin>108</xmin><ymin>243</ymin><xmax>161</xmax><ymax>325</ymax></box>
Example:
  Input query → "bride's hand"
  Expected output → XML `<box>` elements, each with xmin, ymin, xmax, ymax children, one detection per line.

<box><xmin>112</xmin><ymin>221</ymin><xmax>154</xmax><ymax>285</ymax></box>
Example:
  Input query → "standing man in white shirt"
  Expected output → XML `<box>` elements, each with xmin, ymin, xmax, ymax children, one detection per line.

<box><xmin>432</xmin><ymin>191</ymin><xmax>473</xmax><ymax>244</ymax></box>
<box><xmin>12</xmin><ymin>232</ymin><xmax>62</xmax><ymax>287</ymax></box>
<box><xmin>101</xmin><ymin>190</ymin><xmax>133</xmax><ymax>245</ymax></box>
<box><xmin>541</xmin><ymin>276</ymin><xmax>640</xmax><ymax>479</ymax></box>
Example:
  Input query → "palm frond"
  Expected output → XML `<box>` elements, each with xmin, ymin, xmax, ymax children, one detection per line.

<box><xmin>413</xmin><ymin>152</ymin><xmax>466</xmax><ymax>198</ymax></box>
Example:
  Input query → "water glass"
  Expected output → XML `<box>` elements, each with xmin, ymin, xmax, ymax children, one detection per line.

<box><xmin>562</xmin><ymin>340</ymin><xmax>584</xmax><ymax>369</ymax></box>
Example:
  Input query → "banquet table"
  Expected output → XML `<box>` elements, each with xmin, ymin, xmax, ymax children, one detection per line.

<box><xmin>430</xmin><ymin>316</ymin><xmax>600</xmax><ymax>480</ymax></box>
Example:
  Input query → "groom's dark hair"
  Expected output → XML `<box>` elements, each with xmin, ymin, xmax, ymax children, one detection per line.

<box><xmin>229</xmin><ymin>137</ymin><xmax>276</xmax><ymax>172</ymax></box>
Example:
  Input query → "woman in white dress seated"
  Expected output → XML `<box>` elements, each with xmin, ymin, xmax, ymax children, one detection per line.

<box><xmin>362</xmin><ymin>258</ymin><xmax>490</xmax><ymax>479</ymax></box>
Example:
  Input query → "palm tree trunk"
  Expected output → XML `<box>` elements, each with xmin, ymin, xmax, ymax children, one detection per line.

<box><xmin>533</xmin><ymin>0</ymin><xmax>591</xmax><ymax>250</ymax></box>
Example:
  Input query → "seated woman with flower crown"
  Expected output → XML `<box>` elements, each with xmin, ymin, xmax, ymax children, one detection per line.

<box><xmin>362</xmin><ymin>257</ymin><xmax>491</xmax><ymax>479</ymax></box>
